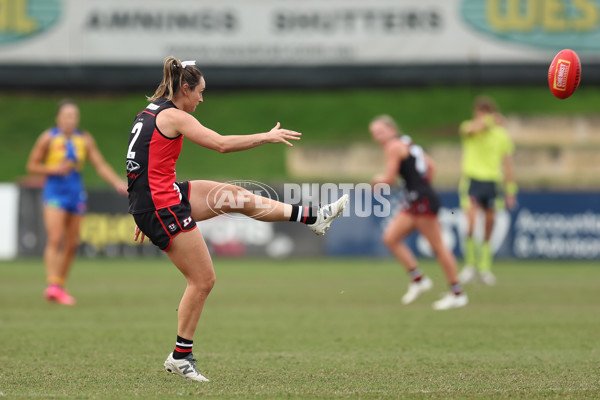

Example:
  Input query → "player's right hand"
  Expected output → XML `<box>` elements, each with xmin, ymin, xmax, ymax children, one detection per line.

<box><xmin>267</xmin><ymin>122</ymin><xmax>302</xmax><ymax>147</ymax></box>
<box><xmin>134</xmin><ymin>225</ymin><xmax>146</xmax><ymax>243</ymax></box>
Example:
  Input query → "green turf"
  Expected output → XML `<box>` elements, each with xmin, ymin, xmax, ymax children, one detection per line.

<box><xmin>1</xmin><ymin>257</ymin><xmax>599</xmax><ymax>399</ymax></box>
<box><xmin>3</xmin><ymin>85</ymin><xmax>600</xmax><ymax>185</ymax></box>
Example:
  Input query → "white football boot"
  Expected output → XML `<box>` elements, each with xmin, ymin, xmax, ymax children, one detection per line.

<box><xmin>458</xmin><ymin>265</ymin><xmax>478</xmax><ymax>284</ymax></box>
<box><xmin>479</xmin><ymin>271</ymin><xmax>497</xmax><ymax>286</ymax></box>
<box><xmin>164</xmin><ymin>353</ymin><xmax>209</xmax><ymax>382</ymax></box>
<box><xmin>307</xmin><ymin>194</ymin><xmax>349</xmax><ymax>236</ymax></box>
<box><xmin>432</xmin><ymin>292</ymin><xmax>469</xmax><ymax>310</ymax></box>
<box><xmin>401</xmin><ymin>276</ymin><xmax>433</xmax><ymax>305</ymax></box>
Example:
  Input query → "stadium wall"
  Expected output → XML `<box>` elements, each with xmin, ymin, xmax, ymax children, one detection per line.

<box><xmin>2</xmin><ymin>0</ymin><xmax>600</xmax><ymax>89</ymax></box>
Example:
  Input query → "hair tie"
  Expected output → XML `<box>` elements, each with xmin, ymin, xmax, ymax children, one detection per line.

<box><xmin>181</xmin><ymin>60</ymin><xmax>196</xmax><ymax>69</ymax></box>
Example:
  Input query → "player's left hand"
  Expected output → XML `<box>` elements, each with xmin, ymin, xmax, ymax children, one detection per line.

<box><xmin>267</xmin><ymin>122</ymin><xmax>302</xmax><ymax>147</ymax></box>
<box><xmin>134</xmin><ymin>225</ymin><xmax>146</xmax><ymax>243</ymax></box>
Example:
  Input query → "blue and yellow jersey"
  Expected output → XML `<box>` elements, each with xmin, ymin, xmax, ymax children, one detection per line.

<box><xmin>43</xmin><ymin>128</ymin><xmax>88</xmax><ymax>213</ymax></box>
<box><xmin>45</xmin><ymin>127</ymin><xmax>87</xmax><ymax>171</ymax></box>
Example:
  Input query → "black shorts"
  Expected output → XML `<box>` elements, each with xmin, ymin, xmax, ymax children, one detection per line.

<box><xmin>467</xmin><ymin>178</ymin><xmax>498</xmax><ymax>210</ymax></box>
<box><xmin>133</xmin><ymin>182</ymin><xmax>197</xmax><ymax>251</ymax></box>
<box><xmin>403</xmin><ymin>189</ymin><xmax>440</xmax><ymax>216</ymax></box>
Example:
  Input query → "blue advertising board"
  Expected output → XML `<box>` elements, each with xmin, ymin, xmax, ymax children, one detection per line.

<box><xmin>17</xmin><ymin>185</ymin><xmax>600</xmax><ymax>260</ymax></box>
<box><xmin>326</xmin><ymin>189</ymin><xmax>600</xmax><ymax>260</ymax></box>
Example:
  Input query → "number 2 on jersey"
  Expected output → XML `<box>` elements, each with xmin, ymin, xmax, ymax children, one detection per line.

<box><xmin>127</xmin><ymin>122</ymin><xmax>143</xmax><ymax>159</ymax></box>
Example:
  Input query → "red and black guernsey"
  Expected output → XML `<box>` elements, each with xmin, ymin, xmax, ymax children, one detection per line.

<box><xmin>399</xmin><ymin>141</ymin><xmax>440</xmax><ymax>215</ymax></box>
<box><xmin>127</xmin><ymin>98</ymin><xmax>183</xmax><ymax>215</ymax></box>
<box><xmin>399</xmin><ymin>142</ymin><xmax>432</xmax><ymax>195</ymax></box>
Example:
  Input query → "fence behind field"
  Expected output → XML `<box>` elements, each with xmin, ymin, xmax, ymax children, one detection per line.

<box><xmin>3</xmin><ymin>185</ymin><xmax>599</xmax><ymax>260</ymax></box>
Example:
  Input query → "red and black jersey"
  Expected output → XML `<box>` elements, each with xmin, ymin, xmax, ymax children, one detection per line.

<box><xmin>399</xmin><ymin>142</ymin><xmax>433</xmax><ymax>195</ymax></box>
<box><xmin>399</xmin><ymin>143</ymin><xmax>429</xmax><ymax>191</ymax></box>
<box><xmin>127</xmin><ymin>98</ymin><xmax>183</xmax><ymax>214</ymax></box>
<box><xmin>399</xmin><ymin>141</ymin><xmax>440</xmax><ymax>215</ymax></box>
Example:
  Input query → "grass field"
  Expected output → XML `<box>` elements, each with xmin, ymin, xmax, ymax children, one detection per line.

<box><xmin>1</xmin><ymin>258</ymin><xmax>599</xmax><ymax>399</ymax></box>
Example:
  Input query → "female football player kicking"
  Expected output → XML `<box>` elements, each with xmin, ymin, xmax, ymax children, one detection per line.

<box><xmin>127</xmin><ymin>57</ymin><xmax>348</xmax><ymax>382</ymax></box>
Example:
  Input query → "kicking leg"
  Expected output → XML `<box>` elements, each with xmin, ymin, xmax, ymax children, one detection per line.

<box><xmin>187</xmin><ymin>180</ymin><xmax>348</xmax><ymax>234</ymax></box>
<box><xmin>188</xmin><ymin>180</ymin><xmax>291</xmax><ymax>222</ymax></box>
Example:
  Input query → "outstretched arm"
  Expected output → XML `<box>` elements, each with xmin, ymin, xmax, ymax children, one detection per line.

<box><xmin>85</xmin><ymin>133</ymin><xmax>128</xmax><ymax>195</ymax></box>
<box><xmin>159</xmin><ymin>109</ymin><xmax>301</xmax><ymax>153</ymax></box>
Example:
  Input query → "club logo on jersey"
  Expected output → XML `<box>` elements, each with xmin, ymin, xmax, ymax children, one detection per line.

<box><xmin>168</xmin><ymin>223</ymin><xmax>177</xmax><ymax>232</ymax></box>
<box><xmin>126</xmin><ymin>160</ymin><xmax>140</xmax><ymax>172</ymax></box>
<box><xmin>183</xmin><ymin>216</ymin><xmax>193</xmax><ymax>227</ymax></box>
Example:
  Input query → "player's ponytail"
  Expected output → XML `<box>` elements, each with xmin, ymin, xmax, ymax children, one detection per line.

<box><xmin>148</xmin><ymin>56</ymin><xmax>202</xmax><ymax>101</ymax></box>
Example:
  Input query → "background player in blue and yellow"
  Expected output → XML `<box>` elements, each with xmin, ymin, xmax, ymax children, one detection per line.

<box><xmin>457</xmin><ymin>96</ymin><xmax>517</xmax><ymax>286</ymax></box>
<box><xmin>26</xmin><ymin>100</ymin><xmax>127</xmax><ymax>305</ymax></box>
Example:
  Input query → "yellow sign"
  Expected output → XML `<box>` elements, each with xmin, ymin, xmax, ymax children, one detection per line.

<box><xmin>0</xmin><ymin>0</ymin><xmax>60</xmax><ymax>44</ymax></box>
<box><xmin>462</xmin><ymin>0</ymin><xmax>600</xmax><ymax>48</ymax></box>
<box><xmin>80</xmin><ymin>213</ymin><xmax>140</xmax><ymax>251</ymax></box>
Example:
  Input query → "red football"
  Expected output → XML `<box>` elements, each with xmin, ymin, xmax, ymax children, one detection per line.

<box><xmin>548</xmin><ymin>49</ymin><xmax>581</xmax><ymax>99</ymax></box>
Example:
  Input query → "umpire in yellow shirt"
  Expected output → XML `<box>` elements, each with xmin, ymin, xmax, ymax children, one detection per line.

<box><xmin>458</xmin><ymin>96</ymin><xmax>517</xmax><ymax>286</ymax></box>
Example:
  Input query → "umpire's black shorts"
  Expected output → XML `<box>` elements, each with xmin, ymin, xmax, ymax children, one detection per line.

<box><xmin>467</xmin><ymin>178</ymin><xmax>499</xmax><ymax>210</ymax></box>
